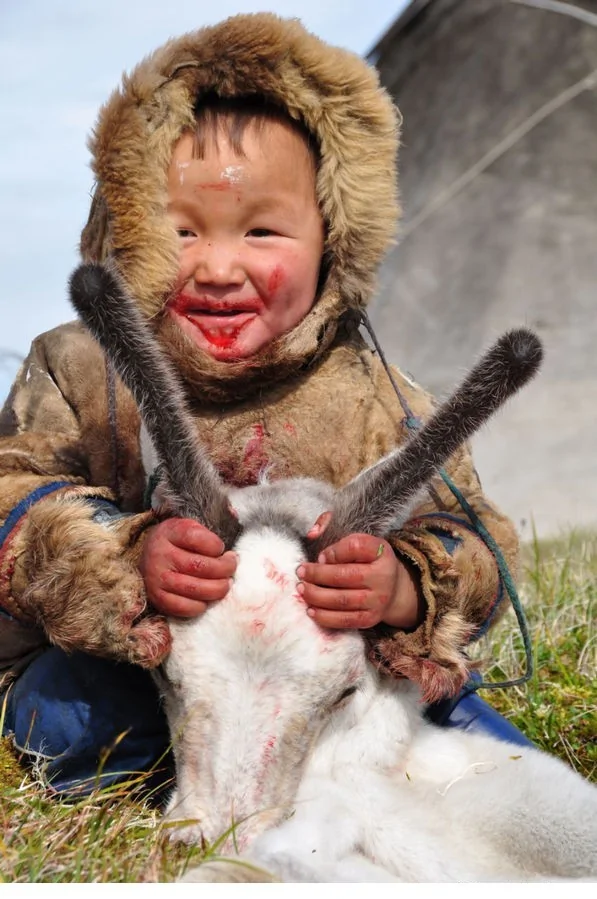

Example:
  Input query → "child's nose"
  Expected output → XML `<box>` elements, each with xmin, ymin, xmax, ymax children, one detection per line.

<box><xmin>192</xmin><ymin>241</ymin><xmax>244</xmax><ymax>286</ymax></box>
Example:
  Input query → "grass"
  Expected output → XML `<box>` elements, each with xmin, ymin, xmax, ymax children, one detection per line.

<box><xmin>469</xmin><ymin>530</ymin><xmax>596</xmax><ymax>780</ymax></box>
<box><xmin>0</xmin><ymin>748</ymin><xmax>204</xmax><ymax>882</ymax></box>
<box><xmin>0</xmin><ymin>531</ymin><xmax>595</xmax><ymax>881</ymax></box>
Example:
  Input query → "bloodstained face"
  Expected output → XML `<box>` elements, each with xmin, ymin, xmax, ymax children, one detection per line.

<box><xmin>165</xmin><ymin>119</ymin><xmax>325</xmax><ymax>361</ymax></box>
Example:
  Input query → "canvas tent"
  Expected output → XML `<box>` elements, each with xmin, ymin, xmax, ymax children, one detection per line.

<box><xmin>369</xmin><ymin>0</ymin><xmax>597</xmax><ymax>538</ymax></box>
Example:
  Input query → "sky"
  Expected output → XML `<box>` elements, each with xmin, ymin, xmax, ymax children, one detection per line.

<box><xmin>0</xmin><ymin>0</ymin><xmax>410</xmax><ymax>399</ymax></box>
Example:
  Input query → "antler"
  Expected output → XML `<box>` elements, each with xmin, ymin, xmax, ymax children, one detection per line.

<box><xmin>310</xmin><ymin>329</ymin><xmax>543</xmax><ymax>554</ymax></box>
<box><xmin>69</xmin><ymin>263</ymin><xmax>241</xmax><ymax>548</ymax></box>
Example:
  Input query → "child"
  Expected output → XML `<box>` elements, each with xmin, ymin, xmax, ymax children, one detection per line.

<box><xmin>0</xmin><ymin>13</ymin><xmax>528</xmax><ymax>796</ymax></box>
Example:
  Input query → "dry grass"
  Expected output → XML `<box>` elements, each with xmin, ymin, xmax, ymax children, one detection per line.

<box><xmin>0</xmin><ymin>759</ymin><xmax>205</xmax><ymax>882</ymax></box>
<box><xmin>0</xmin><ymin>531</ymin><xmax>595</xmax><ymax>881</ymax></box>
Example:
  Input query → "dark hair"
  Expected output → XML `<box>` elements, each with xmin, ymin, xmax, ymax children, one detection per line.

<box><xmin>191</xmin><ymin>92</ymin><xmax>319</xmax><ymax>166</ymax></box>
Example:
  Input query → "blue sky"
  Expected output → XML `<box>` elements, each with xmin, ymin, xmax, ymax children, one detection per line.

<box><xmin>0</xmin><ymin>0</ymin><xmax>409</xmax><ymax>399</ymax></box>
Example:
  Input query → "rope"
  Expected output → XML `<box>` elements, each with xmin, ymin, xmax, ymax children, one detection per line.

<box><xmin>360</xmin><ymin>311</ymin><xmax>533</xmax><ymax>692</ymax></box>
<box><xmin>511</xmin><ymin>0</ymin><xmax>597</xmax><ymax>29</ymax></box>
<box><xmin>398</xmin><ymin>67</ymin><xmax>597</xmax><ymax>244</ymax></box>
<box><xmin>436</xmin><ymin>473</ymin><xmax>534</xmax><ymax>692</ymax></box>
<box><xmin>359</xmin><ymin>312</ymin><xmax>421</xmax><ymax>428</ymax></box>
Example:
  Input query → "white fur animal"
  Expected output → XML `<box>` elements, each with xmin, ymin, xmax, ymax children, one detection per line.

<box><xmin>168</xmin><ymin>517</ymin><xmax>597</xmax><ymax>883</ymax></box>
<box><xmin>70</xmin><ymin>263</ymin><xmax>597</xmax><ymax>883</ymax></box>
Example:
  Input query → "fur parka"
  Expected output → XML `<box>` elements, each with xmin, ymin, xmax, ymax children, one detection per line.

<box><xmin>0</xmin><ymin>13</ymin><xmax>518</xmax><ymax>701</ymax></box>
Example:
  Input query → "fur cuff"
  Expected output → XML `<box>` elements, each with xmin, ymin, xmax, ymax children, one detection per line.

<box><xmin>366</xmin><ymin>518</ymin><xmax>496</xmax><ymax>702</ymax></box>
<box><xmin>7</xmin><ymin>493</ymin><xmax>169</xmax><ymax>667</ymax></box>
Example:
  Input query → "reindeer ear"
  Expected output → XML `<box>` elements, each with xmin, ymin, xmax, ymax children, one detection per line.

<box><xmin>306</xmin><ymin>511</ymin><xmax>333</xmax><ymax>540</ymax></box>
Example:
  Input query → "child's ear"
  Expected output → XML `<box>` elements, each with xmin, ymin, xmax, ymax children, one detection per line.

<box><xmin>306</xmin><ymin>510</ymin><xmax>332</xmax><ymax>540</ymax></box>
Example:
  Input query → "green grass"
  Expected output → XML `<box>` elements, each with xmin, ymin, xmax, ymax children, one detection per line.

<box><xmin>469</xmin><ymin>530</ymin><xmax>596</xmax><ymax>780</ymax></box>
<box><xmin>0</xmin><ymin>531</ymin><xmax>595</xmax><ymax>881</ymax></box>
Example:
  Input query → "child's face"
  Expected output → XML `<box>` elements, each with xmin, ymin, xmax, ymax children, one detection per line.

<box><xmin>166</xmin><ymin>119</ymin><xmax>324</xmax><ymax>361</ymax></box>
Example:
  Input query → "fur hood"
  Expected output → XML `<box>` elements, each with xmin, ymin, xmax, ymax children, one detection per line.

<box><xmin>80</xmin><ymin>13</ymin><xmax>400</xmax><ymax>400</ymax></box>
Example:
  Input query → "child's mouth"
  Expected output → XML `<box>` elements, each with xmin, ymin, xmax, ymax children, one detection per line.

<box><xmin>196</xmin><ymin>315</ymin><xmax>254</xmax><ymax>348</ymax></box>
<box><xmin>185</xmin><ymin>311</ymin><xmax>256</xmax><ymax>348</ymax></box>
<box><xmin>170</xmin><ymin>295</ymin><xmax>258</xmax><ymax>349</ymax></box>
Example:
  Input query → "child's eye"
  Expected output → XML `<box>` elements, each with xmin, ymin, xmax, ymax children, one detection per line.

<box><xmin>247</xmin><ymin>228</ymin><xmax>275</xmax><ymax>238</ymax></box>
<box><xmin>177</xmin><ymin>228</ymin><xmax>196</xmax><ymax>239</ymax></box>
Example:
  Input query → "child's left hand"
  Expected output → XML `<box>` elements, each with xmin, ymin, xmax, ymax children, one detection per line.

<box><xmin>297</xmin><ymin>534</ymin><xmax>424</xmax><ymax>631</ymax></box>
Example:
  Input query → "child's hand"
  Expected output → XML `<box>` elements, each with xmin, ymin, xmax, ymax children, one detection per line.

<box><xmin>140</xmin><ymin>518</ymin><xmax>237</xmax><ymax>617</ymax></box>
<box><xmin>297</xmin><ymin>534</ymin><xmax>424</xmax><ymax>630</ymax></box>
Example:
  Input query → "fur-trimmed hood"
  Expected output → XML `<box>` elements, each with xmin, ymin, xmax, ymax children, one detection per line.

<box><xmin>80</xmin><ymin>13</ymin><xmax>400</xmax><ymax>400</ymax></box>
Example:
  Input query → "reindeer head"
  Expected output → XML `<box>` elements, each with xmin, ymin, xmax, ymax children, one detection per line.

<box><xmin>157</xmin><ymin>501</ymin><xmax>369</xmax><ymax>848</ymax></box>
<box><xmin>70</xmin><ymin>263</ymin><xmax>543</xmax><ymax>849</ymax></box>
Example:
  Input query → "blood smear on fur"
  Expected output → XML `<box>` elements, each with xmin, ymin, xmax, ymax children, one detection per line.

<box><xmin>241</xmin><ymin>424</ymin><xmax>269</xmax><ymax>481</ymax></box>
<box><xmin>264</xmin><ymin>558</ymin><xmax>291</xmax><ymax>590</ymax></box>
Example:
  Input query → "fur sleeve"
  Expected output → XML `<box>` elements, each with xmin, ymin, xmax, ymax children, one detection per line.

<box><xmin>0</xmin><ymin>327</ymin><xmax>169</xmax><ymax>669</ymax></box>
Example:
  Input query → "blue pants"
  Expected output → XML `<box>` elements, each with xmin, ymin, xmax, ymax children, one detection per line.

<box><xmin>2</xmin><ymin>650</ymin><xmax>174</xmax><ymax>798</ymax></box>
<box><xmin>1</xmin><ymin>647</ymin><xmax>532</xmax><ymax>799</ymax></box>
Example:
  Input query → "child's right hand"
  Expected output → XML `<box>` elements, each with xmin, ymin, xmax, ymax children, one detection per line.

<box><xmin>140</xmin><ymin>518</ymin><xmax>237</xmax><ymax>617</ymax></box>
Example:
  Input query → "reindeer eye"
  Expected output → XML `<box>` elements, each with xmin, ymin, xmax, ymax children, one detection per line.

<box><xmin>153</xmin><ymin>663</ymin><xmax>179</xmax><ymax>693</ymax></box>
<box><xmin>334</xmin><ymin>685</ymin><xmax>358</xmax><ymax>706</ymax></box>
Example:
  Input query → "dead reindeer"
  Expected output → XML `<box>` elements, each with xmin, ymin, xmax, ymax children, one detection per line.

<box><xmin>70</xmin><ymin>262</ymin><xmax>597</xmax><ymax>883</ymax></box>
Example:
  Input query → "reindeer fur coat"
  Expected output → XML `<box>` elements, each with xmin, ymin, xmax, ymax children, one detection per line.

<box><xmin>0</xmin><ymin>14</ymin><xmax>518</xmax><ymax>702</ymax></box>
